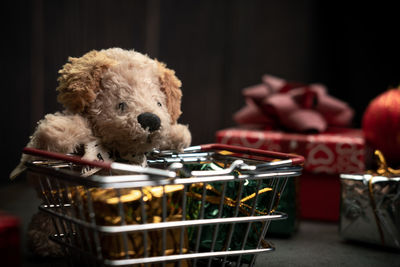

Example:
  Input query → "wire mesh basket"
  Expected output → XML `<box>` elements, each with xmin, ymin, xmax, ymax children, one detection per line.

<box><xmin>24</xmin><ymin>143</ymin><xmax>304</xmax><ymax>267</ymax></box>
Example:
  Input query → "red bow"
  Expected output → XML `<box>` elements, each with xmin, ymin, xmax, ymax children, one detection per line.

<box><xmin>234</xmin><ymin>75</ymin><xmax>354</xmax><ymax>133</ymax></box>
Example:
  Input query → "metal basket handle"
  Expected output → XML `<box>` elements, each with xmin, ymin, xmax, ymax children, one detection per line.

<box><xmin>185</xmin><ymin>144</ymin><xmax>305</xmax><ymax>166</ymax></box>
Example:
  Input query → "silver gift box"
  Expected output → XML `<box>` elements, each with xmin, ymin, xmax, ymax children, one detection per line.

<box><xmin>340</xmin><ymin>173</ymin><xmax>400</xmax><ymax>249</ymax></box>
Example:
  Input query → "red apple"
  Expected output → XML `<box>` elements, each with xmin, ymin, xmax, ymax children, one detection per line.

<box><xmin>362</xmin><ymin>88</ymin><xmax>400</xmax><ymax>165</ymax></box>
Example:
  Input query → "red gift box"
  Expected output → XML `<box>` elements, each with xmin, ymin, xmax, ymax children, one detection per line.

<box><xmin>0</xmin><ymin>211</ymin><xmax>20</xmax><ymax>266</ymax></box>
<box><xmin>216</xmin><ymin>127</ymin><xmax>365</xmax><ymax>221</ymax></box>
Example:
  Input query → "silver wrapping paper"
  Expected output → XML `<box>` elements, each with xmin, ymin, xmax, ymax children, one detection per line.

<box><xmin>340</xmin><ymin>174</ymin><xmax>400</xmax><ymax>249</ymax></box>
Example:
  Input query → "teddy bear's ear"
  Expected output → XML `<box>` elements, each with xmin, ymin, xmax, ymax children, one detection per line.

<box><xmin>157</xmin><ymin>61</ymin><xmax>183</xmax><ymax>123</ymax></box>
<box><xmin>56</xmin><ymin>50</ymin><xmax>115</xmax><ymax>113</ymax></box>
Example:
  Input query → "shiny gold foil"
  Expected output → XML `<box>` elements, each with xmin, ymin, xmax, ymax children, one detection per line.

<box><xmin>72</xmin><ymin>185</ymin><xmax>189</xmax><ymax>266</ymax></box>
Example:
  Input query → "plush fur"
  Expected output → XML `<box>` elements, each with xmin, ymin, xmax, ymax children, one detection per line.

<box><xmin>11</xmin><ymin>48</ymin><xmax>192</xmax><ymax>257</ymax></box>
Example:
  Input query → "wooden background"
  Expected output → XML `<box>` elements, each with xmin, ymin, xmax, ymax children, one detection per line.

<box><xmin>2</xmin><ymin>0</ymin><xmax>399</xmax><ymax>182</ymax></box>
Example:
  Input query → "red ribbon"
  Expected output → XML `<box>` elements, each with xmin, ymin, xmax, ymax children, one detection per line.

<box><xmin>234</xmin><ymin>75</ymin><xmax>354</xmax><ymax>133</ymax></box>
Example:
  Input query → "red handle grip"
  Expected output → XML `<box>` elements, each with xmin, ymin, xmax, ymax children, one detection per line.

<box><xmin>22</xmin><ymin>147</ymin><xmax>112</xmax><ymax>170</ymax></box>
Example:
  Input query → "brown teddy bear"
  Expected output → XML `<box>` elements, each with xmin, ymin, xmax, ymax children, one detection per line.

<box><xmin>10</xmin><ymin>48</ymin><xmax>191</xmax><ymax>256</ymax></box>
<box><xmin>12</xmin><ymin>47</ymin><xmax>191</xmax><ymax>176</ymax></box>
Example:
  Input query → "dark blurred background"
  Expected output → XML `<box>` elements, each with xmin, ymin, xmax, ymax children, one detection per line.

<box><xmin>1</xmin><ymin>0</ymin><xmax>399</xmax><ymax>183</ymax></box>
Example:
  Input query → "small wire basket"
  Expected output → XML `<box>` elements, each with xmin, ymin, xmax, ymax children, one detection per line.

<box><xmin>24</xmin><ymin>144</ymin><xmax>304</xmax><ymax>267</ymax></box>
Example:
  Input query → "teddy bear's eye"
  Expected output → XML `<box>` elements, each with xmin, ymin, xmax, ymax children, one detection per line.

<box><xmin>157</xmin><ymin>102</ymin><xmax>162</xmax><ymax>107</ymax></box>
<box><xmin>118</xmin><ymin>102</ymin><xmax>127</xmax><ymax>112</ymax></box>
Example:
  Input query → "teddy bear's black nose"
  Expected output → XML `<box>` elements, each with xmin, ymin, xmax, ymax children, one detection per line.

<box><xmin>137</xmin><ymin>112</ymin><xmax>161</xmax><ymax>132</ymax></box>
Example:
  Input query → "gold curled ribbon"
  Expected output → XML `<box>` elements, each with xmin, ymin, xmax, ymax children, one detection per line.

<box><xmin>367</xmin><ymin>150</ymin><xmax>400</xmax><ymax>245</ymax></box>
<box><xmin>187</xmin><ymin>183</ymin><xmax>276</xmax><ymax>216</ymax></box>
<box><xmin>373</xmin><ymin>150</ymin><xmax>400</xmax><ymax>176</ymax></box>
<box><xmin>368</xmin><ymin>177</ymin><xmax>385</xmax><ymax>245</ymax></box>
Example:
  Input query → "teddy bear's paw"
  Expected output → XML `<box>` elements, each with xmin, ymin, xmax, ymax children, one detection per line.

<box><xmin>161</xmin><ymin>124</ymin><xmax>192</xmax><ymax>152</ymax></box>
<box><xmin>31</xmin><ymin>113</ymin><xmax>94</xmax><ymax>155</ymax></box>
<box><xmin>27</xmin><ymin>212</ymin><xmax>65</xmax><ymax>258</ymax></box>
<box><xmin>27</xmin><ymin>228</ymin><xmax>65</xmax><ymax>258</ymax></box>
